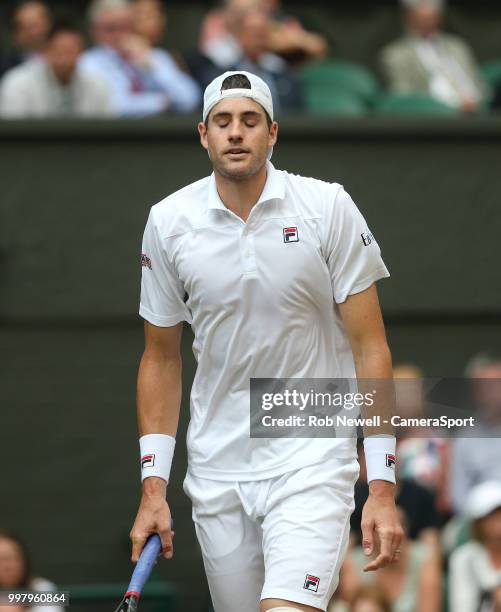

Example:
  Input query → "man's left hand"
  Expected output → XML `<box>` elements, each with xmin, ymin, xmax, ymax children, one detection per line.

<box><xmin>360</xmin><ymin>480</ymin><xmax>404</xmax><ymax>572</ymax></box>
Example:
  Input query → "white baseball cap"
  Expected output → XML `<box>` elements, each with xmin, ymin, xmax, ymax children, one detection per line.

<box><xmin>202</xmin><ymin>71</ymin><xmax>274</xmax><ymax>123</ymax></box>
<box><xmin>466</xmin><ymin>481</ymin><xmax>501</xmax><ymax>520</ymax></box>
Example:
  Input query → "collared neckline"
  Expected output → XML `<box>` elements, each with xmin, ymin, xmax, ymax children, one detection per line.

<box><xmin>207</xmin><ymin>161</ymin><xmax>286</xmax><ymax>212</ymax></box>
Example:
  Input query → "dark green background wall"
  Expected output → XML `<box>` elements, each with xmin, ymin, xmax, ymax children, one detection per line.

<box><xmin>1</xmin><ymin>117</ymin><xmax>500</xmax><ymax>610</ymax></box>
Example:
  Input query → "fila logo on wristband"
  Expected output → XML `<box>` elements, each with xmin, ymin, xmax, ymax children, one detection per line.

<box><xmin>141</xmin><ymin>454</ymin><xmax>155</xmax><ymax>468</ymax></box>
<box><xmin>386</xmin><ymin>453</ymin><xmax>396</xmax><ymax>468</ymax></box>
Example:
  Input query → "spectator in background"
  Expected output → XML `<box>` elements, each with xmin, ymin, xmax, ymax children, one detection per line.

<box><xmin>199</xmin><ymin>0</ymin><xmax>327</xmax><ymax>67</ymax></box>
<box><xmin>133</xmin><ymin>0</ymin><xmax>166</xmax><ymax>48</ymax></box>
<box><xmin>188</xmin><ymin>1</ymin><xmax>303</xmax><ymax>112</ymax></box>
<box><xmin>262</xmin><ymin>0</ymin><xmax>328</xmax><ymax>65</ymax></box>
<box><xmin>339</xmin><ymin>507</ymin><xmax>442</xmax><ymax>612</ymax></box>
<box><xmin>0</xmin><ymin>1</ymin><xmax>52</xmax><ymax>77</ymax></box>
<box><xmin>0</xmin><ymin>22</ymin><xmax>111</xmax><ymax>118</ymax></box>
<box><xmin>0</xmin><ymin>529</ymin><xmax>64</xmax><ymax>612</ymax></box>
<box><xmin>394</xmin><ymin>363</ymin><xmax>451</xmax><ymax>519</ymax></box>
<box><xmin>80</xmin><ymin>0</ymin><xmax>200</xmax><ymax>117</ymax></box>
<box><xmin>449</xmin><ymin>481</ymin><xmax>501</xmax><ymax>612</ymax></box>
<box><xmin>380</xmin><ymin>0</ymin><xmax>489</xmax><ymax>112</ymax></box>
<box><xmin>449</xmin><ymin>354</ymin><xmax>501</xmax><ymax>514</ymax></box>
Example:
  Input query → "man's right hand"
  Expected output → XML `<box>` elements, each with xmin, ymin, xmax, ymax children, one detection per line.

<box><xmin>130</xmin><ymin>476</ymin><xmax>174</xmax><ymax>562</ymax></box>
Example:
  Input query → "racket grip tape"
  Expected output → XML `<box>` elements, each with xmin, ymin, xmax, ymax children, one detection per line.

<box><xmin>126</xmin><ymin>534</ymin><xmax>162</xmax><ymax>597</ymax></box>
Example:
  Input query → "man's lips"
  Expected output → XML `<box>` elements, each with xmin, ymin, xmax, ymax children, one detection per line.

<box><xmin>225</xmin><ymin>148</ymin><xmax>249</xmax><ymax>155</ymax></box>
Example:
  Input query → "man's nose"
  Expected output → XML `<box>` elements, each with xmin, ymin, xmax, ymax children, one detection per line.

<box><xmin>228</xmin><ymin>120</ymin><xmax>243</xmax><ymax>141</ymax></box>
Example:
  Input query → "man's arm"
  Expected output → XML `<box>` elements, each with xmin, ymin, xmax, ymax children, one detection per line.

<box><xmin>130</xmin><ymin>320</ymin><xmax>183</xmax><ymax>561</ymax></box>
<box><xmin>339</xmin><ymin>283</ymin><xmax>404</xmax><ymax>571</ymax></box>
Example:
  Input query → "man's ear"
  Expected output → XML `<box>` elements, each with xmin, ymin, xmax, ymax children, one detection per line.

<box><xmin>269</xmin><ymin>121</ymin><xmax>278</xmax><ymax>148</ymax></box>
<box><xmin>198</xmin><ymin>121</ymin><xmax>208</xmax><ymax>151</ymax></box>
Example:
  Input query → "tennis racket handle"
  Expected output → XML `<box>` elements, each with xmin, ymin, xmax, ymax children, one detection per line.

<box><xmin>127</xmin><ymin>534</ymin><xmax>162</xmax><ymax>596</ymax></box>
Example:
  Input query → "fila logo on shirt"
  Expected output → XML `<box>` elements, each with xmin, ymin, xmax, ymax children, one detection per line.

<box><xmin>303</xmin><ymin>574</ymin><xmax>320</xmax><ymax>592</ymax></box>
<box><xmin>361</xmin><ymin>230</ymin><xmax>374</xmax><ymax>246</ymax></box>
<box><xmin>386</xmin><ymin>453</ymin><xmax>396</xmax><ymax>469</ymax></box>
<box><xmin>141</xmin><ymin>253</ymin><xmax>152</xmax><ymax>269</ymax></box>
<box><xmin>141</xmin><ymin>454</ymin><xmax>155</xmax><ymax>469</ymax></box>
<box><xmin>283</xmin><ymin>226</ymin><xmax>299</xmax><ymax>243</ymax></box>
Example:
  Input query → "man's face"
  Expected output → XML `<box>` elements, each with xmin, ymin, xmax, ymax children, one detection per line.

<box><xmin>46</xmin><ymin>31</ymin><xmax>83</xmax><ymax>84</ymax></box>
<box><xmin>406</xmin><ymin>5</ymin><xmax>442</xmax><ymax>37</ymax></box>
<box><xmin>14</xmin><ymin>2</ymin><xmax>51</xmax><ymax>52</ymax></box>
<box><xmin>93</xmin><ymin>7</ymin><xmax>133</xmax><ymax>51</ymax></box>
<box><xmin>198</xmin><ymin>97</ymin><xmax>278</xmax><ymax>181</ymax></box>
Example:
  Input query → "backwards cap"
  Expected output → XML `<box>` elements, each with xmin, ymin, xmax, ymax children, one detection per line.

<box><xmin>203</xmin><ymin>71</ymin><xmax>274</xmax><ymax>123</ymax></box>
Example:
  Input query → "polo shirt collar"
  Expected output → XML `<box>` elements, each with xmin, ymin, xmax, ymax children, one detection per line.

<box><xmin>208</xmin><ymin>161</ymin><xmax>286</xmax><ymax>212</ymax></box>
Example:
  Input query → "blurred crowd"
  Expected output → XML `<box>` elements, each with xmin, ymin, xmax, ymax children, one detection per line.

<box><xmin>0</xmin><ymin>0</ymin><xmax>500</xmax><ymax>119</ymax></box>
<box><xmin>3</xmin><ymin>355</ymin><xmax>501</xmax><ymax>612</ymax></box>
<box><xmin>327</xmin><ymin>354</ymin><xmax>501</xmax><ymax>612</ymax></box>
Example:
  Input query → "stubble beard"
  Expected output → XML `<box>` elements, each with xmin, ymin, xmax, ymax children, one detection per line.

<box><xmin>212</xmin><ymin>149</ymin><xmax>267</xmax><ymax>182</ymax></box>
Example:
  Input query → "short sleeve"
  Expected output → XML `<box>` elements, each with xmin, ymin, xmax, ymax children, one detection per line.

<box><xmin>139</xmin><ymin>209</ymin><xmax>192</xmax><ymax>327</ymax></box>
<box><xmin>323</xmin><ymin>186</ymin><xmax>390</xmax><ymax>304</ymax></box>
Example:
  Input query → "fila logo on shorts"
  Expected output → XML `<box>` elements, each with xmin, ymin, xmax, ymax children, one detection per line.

<box><xmin>283</xmin><ymin>227</ymin><xmax>299</xmax><ymax>243</ymax></box>
<box><xmin>141</xmin><ymin>454</ymin><xmax>155</xmax><ymax>468</ymax></box>
<box><xmin>386</xmin><ymin>453</ymin><xmax>396</xmax><ymax>468</ymax></box>
<box><xmin>303</xmin><ymin>574</ymin><xmax>320</xmax><ymax>592</ymax></box>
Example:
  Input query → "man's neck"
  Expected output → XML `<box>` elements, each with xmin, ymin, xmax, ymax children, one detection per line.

<box><xmin>214</xmin><ymin>164</ymin><xmax>268</xmax><ymax>222</ymax></box>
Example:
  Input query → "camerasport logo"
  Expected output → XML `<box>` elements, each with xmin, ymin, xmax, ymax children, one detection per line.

<box><xmin>303</xmin><ymin>574</ymin><xmax>320</xmax><ymax>592</ymax></box>
<box><xmin>283</xmin><ymin>227</ymin><xmax>299</xmax><ymax>243</ymax></box>
<box><xmin>386</xmin><ymin>453</ymin><xmax>396</xmax><ymax>469</ymax></box>
<box><xmin>141</xmin><ymin>454</ymin><xmax>155</xmax><ymax>468</ymax></box>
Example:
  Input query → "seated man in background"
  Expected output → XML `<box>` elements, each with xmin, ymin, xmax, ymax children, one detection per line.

<box><xmin>0</xmin><ymin>0</ymin><xmax>52</xmax><ymax>77</ymax></box>
<box><xmin>188</xmin><ymin>1</ymin><xmax>303</xmax><ymax>112</ymax></box>
<box><xmin>199</xmin><ymin>0</ymin><xmax>328</xmax><ymax>67</ymax></box>
<box><xmin>449</xmin><ymin>354</ymin><xmax>501</xmax><ymax>514</ymax></box>
<box><xmin>262</xmin><ymin>0</ymin><xmax>328</xmax><ymax>65</ymax></box>
<box><xmin>0</xmin><ymin>22</ymin><xmax>111</xmax><ymax>118</ymax></box>
<box><xmin>81</xmin><ymin>0</ymin><xmax>200</xmax><ymax>117</ymax></box>
<box><xmin>380</xmin><ymin>0</ymin><xmax>488</xmax><ymax>112</ymax></box>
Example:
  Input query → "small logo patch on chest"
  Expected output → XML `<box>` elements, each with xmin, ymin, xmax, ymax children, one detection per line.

<box><xmin>283</xmin><ymin>226</ymin><xmax>299</xmax><ymax>243</ymax></box>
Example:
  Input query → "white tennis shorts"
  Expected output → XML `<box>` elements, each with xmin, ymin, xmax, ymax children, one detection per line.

<box><xmin>183</xmin><ymin>457</ymin><xmax>359</xmax><ymax>612</ymax></box>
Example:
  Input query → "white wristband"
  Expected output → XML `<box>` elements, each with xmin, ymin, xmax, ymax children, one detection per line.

<box><xmin>139</xmin><ymin>434</ymin><xmax>176</xmax><ymax>484</ymax></box>
<box><xmin>363</xmin><ymin>435</ymin><xmax>396</xmax><ymax>484</ymax></box>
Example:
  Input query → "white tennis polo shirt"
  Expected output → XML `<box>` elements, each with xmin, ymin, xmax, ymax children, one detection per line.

<box><xmin>139</xmin><ymin>161</ymin><xmax>389</xmax><ymax>480</ymax></box>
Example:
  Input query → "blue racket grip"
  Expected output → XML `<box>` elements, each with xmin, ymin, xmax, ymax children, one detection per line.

<box><xmin>127</xmin><ymin>534</ymin><xmax>162</xmax><ymax>595</ymax></box>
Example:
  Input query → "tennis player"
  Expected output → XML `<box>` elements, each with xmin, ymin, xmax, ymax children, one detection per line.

<box><xmin>131</xmin><ymin>71</ymin><xmax>404</xmax><ymax>612</ymax></box>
